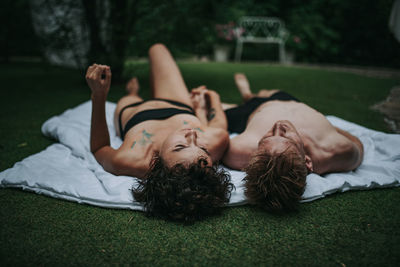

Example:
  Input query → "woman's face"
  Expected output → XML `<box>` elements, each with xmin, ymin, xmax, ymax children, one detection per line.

<box><xmin>159</xmin><ymin>128</ymin><xmax>212</xmax><ymax>167</ymax></box>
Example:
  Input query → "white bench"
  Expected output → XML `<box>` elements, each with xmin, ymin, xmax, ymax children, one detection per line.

<box><xmin>234</xmin><ymin>16</ymin><xmax>288</xmax><ymax>63</ymax></box>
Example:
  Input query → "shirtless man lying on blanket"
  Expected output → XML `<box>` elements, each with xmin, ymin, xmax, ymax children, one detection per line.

<box><xmin>222</xmin><ymin>73</ymin><xmax>364</xmax><ymax>212</ymax></box>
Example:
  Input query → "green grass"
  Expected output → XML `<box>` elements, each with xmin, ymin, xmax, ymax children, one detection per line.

<box><xmin>1</xmin><ymin>61</ymin><xmax>399</xmax><ymax>266</ymax></box>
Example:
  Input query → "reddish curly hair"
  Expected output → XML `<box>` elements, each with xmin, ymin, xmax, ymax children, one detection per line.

<box><xmin>244</xmin><ymin>147</ymin><xmax>307</xmax><ymax>212</ymax></box>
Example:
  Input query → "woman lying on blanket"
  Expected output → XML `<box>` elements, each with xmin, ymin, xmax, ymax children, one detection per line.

<box><xmin>86</xmin><ymin>43</ymin><xmax>233</xmax><ymax>223</ymax></box>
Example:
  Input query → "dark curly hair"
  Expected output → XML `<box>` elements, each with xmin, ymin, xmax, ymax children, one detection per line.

<box><xmin>244</xmin><ymin>147</ymin><xmax>307</xmax><ymax>212</ymax></box>
<box><xmin>132</xmin><ymin>155</ymin><xmax>234</xmax><ymax>223</ymax></box>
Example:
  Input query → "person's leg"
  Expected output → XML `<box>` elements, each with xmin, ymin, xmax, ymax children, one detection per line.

<box><xmin>234</xmin><ymin>73</ymin><xmax>280</xmax><ymax>101</ymax></box>
<box><xmin>113</xmin><ymin>77</ymin><xmax>143</xmax><ymax>136</ymax></box>
<box><xmin>234</xmin><ymin>73</ymin><xmax>253</xmax><ymax>102</ymax></box>
<box><xmin>148</xmin><ymin>43</ymin><xmax>193</xmax><ymax>107</ymax></box>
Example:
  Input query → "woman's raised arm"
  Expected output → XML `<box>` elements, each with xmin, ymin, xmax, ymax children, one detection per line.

<box><xmin>86</xmin><ymin>64</ymin><xmax>112</xmax><ymax>154</ymax></box>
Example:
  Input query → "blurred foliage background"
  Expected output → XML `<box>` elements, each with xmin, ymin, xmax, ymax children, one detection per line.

<box><xmin>1</xmin><ymin>0</ymin><xmax>399</xmax><ymax>75</ymax></box>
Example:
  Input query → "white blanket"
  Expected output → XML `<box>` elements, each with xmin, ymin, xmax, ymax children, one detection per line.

<box><xmin>1</xmin><ymin>101</ymin><xmax>399</xmax><ymax>210</ymax></box>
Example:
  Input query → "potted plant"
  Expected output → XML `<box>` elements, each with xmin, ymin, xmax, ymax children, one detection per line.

<box><xmin>285</xmin><ymin>35</ymin><xmax>302</xmax><ymax>64</ymax></box>
<box><xmin>214</xmin><ymin>22</ymin><xmax>243</xmax><ymax>62</ymax></box>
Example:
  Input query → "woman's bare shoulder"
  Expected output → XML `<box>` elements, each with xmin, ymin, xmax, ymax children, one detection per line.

<box><xmin>113</xmin><ymin>141</ymin><xmax>155</xmax><ymax>179</ymax></box>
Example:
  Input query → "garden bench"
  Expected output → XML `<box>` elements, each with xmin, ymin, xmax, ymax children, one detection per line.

<box><xmin>234</xmin><ymin>16</ymin><xmax>288</xmax><ymax>63</ymax></box>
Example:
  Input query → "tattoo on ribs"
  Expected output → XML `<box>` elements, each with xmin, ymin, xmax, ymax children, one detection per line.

<box><xmin>207</xmin><ymin>108</ymin><xmax>216</xmax><ymax>121</ymax></box>
<box><xmin>138</xmin><ymin>130</ymin><xmax>154</xmax><ymax>146</ymax></box>
<box><xmin>131</xmin><ymin>141</ymin><xmax>137</xmax><ymax>149</ymax></box>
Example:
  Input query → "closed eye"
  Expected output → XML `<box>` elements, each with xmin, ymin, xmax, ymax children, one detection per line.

<box><xmin>200</xmin><ymin>147</ymin><xmax>210</xmax><ymax>156</ymax></box>
<box><xmin>172</xmin><ymin>145</ymin><xmax>210</xmax><ymax>156</ymax></box>
<box><xmin>173</xmin><ymin>144</ymin><xmax>187</xmax><ymax>152</ymax></box>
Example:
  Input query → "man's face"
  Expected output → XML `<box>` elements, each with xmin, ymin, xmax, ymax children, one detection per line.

<box><xmin>159</xmin><ymin>128</ymin><xmax>212</xmax><ymax>167</ymax></box>
<box><xmin>257</xmin><ymin>120</ymin><xmax>305</xmax><ymax>156</ymax></box>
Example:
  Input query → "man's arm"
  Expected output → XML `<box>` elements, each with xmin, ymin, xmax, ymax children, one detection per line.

<box><xmin>335</xmin><ymin>127</ymin><xmax>364</xmax><ymax>167</ymax></box>
<box><xmin>326</xmin><ymin>127</ymin><xmax>364</xmax><ymax>172</ymax></box>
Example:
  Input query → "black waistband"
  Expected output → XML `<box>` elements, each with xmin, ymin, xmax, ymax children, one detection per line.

<box><xmin>225</xmin><ymin>91</ymin><xmax>299</xmax><ymax>133</ymax></box>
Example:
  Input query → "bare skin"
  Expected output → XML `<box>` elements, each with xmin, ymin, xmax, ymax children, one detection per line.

<box><xmin>87</xmin><ymin>44</ymin><xmax>229</xmax><ymax>179</ymax></box>
<box><xmin>222</xmin><ymin>73</ymin><xmax>364</xmax><ymax>175</ymax></box>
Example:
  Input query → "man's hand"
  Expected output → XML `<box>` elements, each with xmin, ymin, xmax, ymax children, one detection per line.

<box><xmin>86</xmin><ymin>64</ymin><xmax>112</xmax><ymax>97</ymax></box>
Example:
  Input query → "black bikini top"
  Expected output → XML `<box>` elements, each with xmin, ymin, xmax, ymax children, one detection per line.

<box><xmin>118</xmin><ymin>98</ymin><xmax>195</xmax><ymax>140</ymax></box>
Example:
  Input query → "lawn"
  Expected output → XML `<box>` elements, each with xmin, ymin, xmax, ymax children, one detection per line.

<box><xmin>0</xmin><ymin>61</ymin><xmax>399</xmax><ymax>266</ymax></box>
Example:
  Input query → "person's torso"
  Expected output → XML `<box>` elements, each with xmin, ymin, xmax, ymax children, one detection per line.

<box><xmin>247</xmin><ymin>100</ymin><xmax>334</xmax><ymax>141</ymax></box>
<box><xmin>237</xmin><ymin>100</ymin><xmax>348</xmax><ymax>172</ymax></box>
<box><xmin>117</xmin><ymin>101</ymin><xmax>212</xmax><ymax>176</ymax></box>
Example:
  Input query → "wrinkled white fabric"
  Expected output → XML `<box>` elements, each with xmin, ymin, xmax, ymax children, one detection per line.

<box><xmin>389</xmin><ymin>0</ymin><xmax>400</xmax><ymax>42</ymax></box>
<box><xmin>1</xmin><ymin>101</ymin><xmax>399</xmax><ymax>210</ymax></box>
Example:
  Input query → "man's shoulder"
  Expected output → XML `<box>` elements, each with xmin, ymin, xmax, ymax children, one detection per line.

<box><xmin>222</xmin><ymin>134</ymin><xmax>258</xmax><ymax>170</ymax></box>
<box><xmin>323</xmin><ymin>130</ymin><xmax>358</xmax><ymax>150</ymax></box>
<box><xmin>314</xmin><ymin>130</ymin><xmax>363</xmax><ymax>174</ymax></box>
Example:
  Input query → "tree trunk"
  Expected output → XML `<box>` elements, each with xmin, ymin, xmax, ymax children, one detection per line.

<box><xmin>108</xmin><ymin>0</ymin><xmax>137</xmax><ymax>81</ymax></box>
<box><xmin>81</xmin><ymin>0</ymin><xmax>108</xmax><ymax>66</ymax></box>
<box><xmin>82</xmin><ymin>0</ymin><xmax>138</xmax><ymax>82</ymax></box>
